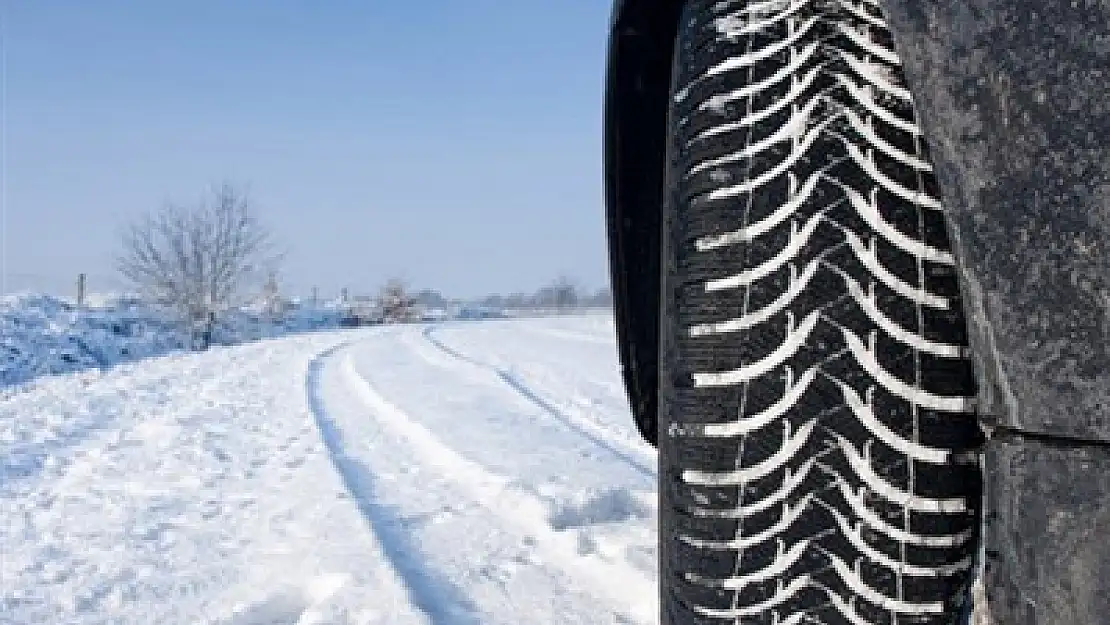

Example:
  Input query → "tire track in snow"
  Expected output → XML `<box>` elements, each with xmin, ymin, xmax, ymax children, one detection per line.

<box><xmin>336</xmin><ymin>348</ymin><xmax>657</xmax><ymax>624</ymax></box>
<box><xmin>420</xmin><ymin>326</ymin><xmax>656</xmax><ymax>480</ymax></box>
<box><xmin>304</xmin><ymin>342</ymin><xmax>484</xmax><ymax>625</ymax></box>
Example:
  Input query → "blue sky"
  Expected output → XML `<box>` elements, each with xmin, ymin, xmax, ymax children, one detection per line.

<box><xmin>2</xmin><ymin>1</ymin><xmax>613</xmax><ymax>299</ymax></box>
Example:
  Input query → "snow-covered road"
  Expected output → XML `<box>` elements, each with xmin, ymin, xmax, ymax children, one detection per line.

<box><xmin>0</xmin><ymin>314</ymin><xmax>659</xmax><ymax>625</ymax></box>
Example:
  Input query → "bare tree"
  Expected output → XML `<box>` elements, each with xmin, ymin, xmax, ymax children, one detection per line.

<box><xmin>116</xmin><ymin>182</ymin><xmax>281</xmax><ymax>348</ymax></box>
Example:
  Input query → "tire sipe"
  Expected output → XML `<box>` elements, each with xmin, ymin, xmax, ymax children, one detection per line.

<box><xmin>657</xmin><ymin>1</ymin><xmax>984</xmax><ymax>623</ymax></box>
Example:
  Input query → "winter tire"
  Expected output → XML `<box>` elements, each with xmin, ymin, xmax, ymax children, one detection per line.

<box><xmin>657</xmin><ymin>1</ymin><xmax>983</xmax><ymax>623</ymax></box>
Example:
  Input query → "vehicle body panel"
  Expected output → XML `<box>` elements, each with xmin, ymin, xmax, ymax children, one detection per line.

<box><xmin>880</xmin><ymin>4</ymin><xmax>1110</xmax><ymax>623</ymax></box>
<box><xmin>881</xmin><ymin>0</ymin><xmax>1110</xmax><ymax>443</ymax></box>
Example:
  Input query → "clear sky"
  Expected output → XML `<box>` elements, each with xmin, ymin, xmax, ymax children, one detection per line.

<box><xmin>2</xmin><ymin>1</ymin><xmax>613</xmax><ymax>299</ymax></box>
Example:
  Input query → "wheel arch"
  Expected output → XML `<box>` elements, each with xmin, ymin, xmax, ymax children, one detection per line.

<box><xmin>604</xmin><ymin>0</ymin><xmax>685</xmax><ymax>447</ymax></box>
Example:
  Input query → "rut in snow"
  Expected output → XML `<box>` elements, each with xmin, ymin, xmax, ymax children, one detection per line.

<box><xmin>332</xmin><ymin>340</ymin><xmax>658</xmax><ymax>623</ymax></box>
<box><xmin>420</xmin><ymin>326</ymin><xmax>655</xmax><ymax>479</ymax></box>
<box><xmin>305</xmin><ymin>343</ymin><xmax>484</xmax><ymax>625</ymax></box>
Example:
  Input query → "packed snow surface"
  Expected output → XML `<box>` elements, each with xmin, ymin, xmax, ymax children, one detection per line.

<box><xmin>0</xmin><ymin>312</ymin><xmax>659</xmax><ymax>624</ymax></box>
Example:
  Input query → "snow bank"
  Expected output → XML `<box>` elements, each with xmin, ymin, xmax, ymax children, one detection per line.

<box><xmin>0</xmin><ymin>292</ymin><xmax>599</xmax><ymax>389</ymax></box>
<box><xmin>0</xmin><ymin>293</ymin><xmax>343</xmax><ymax>388</ymax></box>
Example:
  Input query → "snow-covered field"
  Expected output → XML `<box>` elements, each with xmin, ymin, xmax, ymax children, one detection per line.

<box><xmin>0</xmin><ymin>312</ymin><xmax>659</xmax><ymax>624</ymax></box>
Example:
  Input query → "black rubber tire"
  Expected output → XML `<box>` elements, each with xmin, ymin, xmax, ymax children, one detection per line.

<box><xmin>657</xmin><ymin>1</ymin><xmax>984</xmax><ymax>623</ymax></box>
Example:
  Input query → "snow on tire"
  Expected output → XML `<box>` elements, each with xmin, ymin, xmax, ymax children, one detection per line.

<box><xmin>658</xmin><ymin>1</ymin><xmax>983</xmax><ymax>623</ymax></box>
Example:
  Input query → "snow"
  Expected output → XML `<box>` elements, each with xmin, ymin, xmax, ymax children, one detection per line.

<box><xmin>0</xmin><ymin>293</ymin><xmax>345</xmax><ymax>389</ymax></box>
<box><xmin>0</xmin><ymin>311</ymin><xmax>659</xmax><ymax>624</ymax></box>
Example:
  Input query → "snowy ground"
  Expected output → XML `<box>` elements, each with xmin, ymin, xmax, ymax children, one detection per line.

<box><xmin>0</xmin><ymin>313</ymin><xmax>659</xmax><ymax>624</ymax></box>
